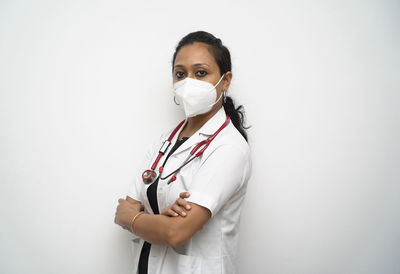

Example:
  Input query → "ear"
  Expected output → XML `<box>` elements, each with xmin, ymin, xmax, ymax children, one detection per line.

<box><xmin>222</xmin><ymin>71</ymin><xmax>232</xmax><ymax>92</ymax></box>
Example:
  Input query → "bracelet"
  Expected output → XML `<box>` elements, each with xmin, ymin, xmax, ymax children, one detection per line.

<box><xmin>130</xmin><ymin>211</ymin><xmax>145</xmax><ymax>235</ymax></box>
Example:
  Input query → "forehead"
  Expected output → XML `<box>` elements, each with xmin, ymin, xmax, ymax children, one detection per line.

<box><xmin>174</xmin><ymin>42</ymin><xmax>217</xmax><ymax>67</ymax></box>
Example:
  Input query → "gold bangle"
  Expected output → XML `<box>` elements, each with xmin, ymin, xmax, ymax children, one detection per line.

<box><xmin>130</xmin><ymin>211</ymin><xmax>145</xmax><ymax>235</ymax></box>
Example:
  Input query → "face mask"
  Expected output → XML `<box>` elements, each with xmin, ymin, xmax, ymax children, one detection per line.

<box><xmin>173</xmin><ymin>74</ymin><xmax>225</xmax><ymax>118</ymax></box>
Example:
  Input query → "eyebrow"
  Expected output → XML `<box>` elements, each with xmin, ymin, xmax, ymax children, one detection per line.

<box><xmin>174</xmin><ymin>63</ymin><xmax>210</xmax><ymax>69</ymax></box>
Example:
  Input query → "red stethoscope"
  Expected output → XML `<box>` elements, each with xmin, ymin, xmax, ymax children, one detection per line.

<box><xmin>142</xmin><ymin>114</ymin><xmax>230</xmax><ymax>184</ymax></box>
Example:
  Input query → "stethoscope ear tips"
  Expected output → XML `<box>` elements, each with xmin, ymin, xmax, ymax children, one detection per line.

<box><xmin>142</xmin><ymin>169</ymin><xmax>157</xmax><ymax>184</ymax></box>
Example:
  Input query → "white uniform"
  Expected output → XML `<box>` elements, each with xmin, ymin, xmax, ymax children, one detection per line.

<box><xmin>128</xmin><ymin>107</ymin><xmax>252</xmax><ymax>274</ymax></box>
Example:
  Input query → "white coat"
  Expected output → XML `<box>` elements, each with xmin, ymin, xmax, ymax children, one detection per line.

<box><xmin>128</xmin><ymin>107</ymin><xmax>252</xmax><ymax>274</ymax></box>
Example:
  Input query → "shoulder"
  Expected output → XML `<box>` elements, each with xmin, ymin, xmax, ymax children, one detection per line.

<box><xmin>219</xmin><ymin>122</ymin><xmax>250</xmax><ymax>154</ymax></box>
<box><xmin>201</xmin><ymin>122</ymin><xmax>251</xmax><ymax>175</ymax></box>
<box><xmin>208</xmin><ymin>122</ymin><xmax>250</xmax><ymax>157</ymax></box>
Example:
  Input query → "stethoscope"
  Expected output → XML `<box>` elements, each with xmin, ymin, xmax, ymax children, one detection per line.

<box><xmin>142</xmin><ymin>114</ymin><xmax>230</xmax><ymax>184</ymax></box>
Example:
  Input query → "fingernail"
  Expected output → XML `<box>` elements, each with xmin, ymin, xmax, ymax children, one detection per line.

<box><xmin>186</xmin><ymin>205</ymin><xmax>191</xmax><ymax>210</ymax></box>
<box><xmin>174</xmin><ymin>213</ymin><xmax>178</xmax><ymax>216</ymax></box>
<box><xmin>182</xmin><ymin>212</ymin><xmax>186</xmax><ymax>216</ymax></box>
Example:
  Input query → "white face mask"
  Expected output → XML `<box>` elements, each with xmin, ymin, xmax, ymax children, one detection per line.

<box><xmin>173</xmin><ymin>74</ymin><xmax>225</xmax><ymax>118</ymax></box>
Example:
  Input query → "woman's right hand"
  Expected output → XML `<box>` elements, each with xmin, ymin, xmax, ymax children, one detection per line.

<box><xmin>161</xmin><ymin>192</ymin><xmax>191</xmax><ymax>217</ymax></box>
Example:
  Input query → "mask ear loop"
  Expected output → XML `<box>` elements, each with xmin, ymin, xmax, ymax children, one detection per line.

<box><xmin>213</xmin><ymin>73</ymin><xmax>225</xmax><ymax>89</ymax></box>
<box><xmin>174</xmin><ymin>95</ymin><xmax>180</xmax><ymax>105</ymax></box>
<box><xmin>217</xmin><ymin>74</ymin><xmax>228</xmax><ymax>104</ymax></box>
<box><xmin>199</xmin><ymin>74</ymin><xmax>227</xmax><ymax>112</ymax></box>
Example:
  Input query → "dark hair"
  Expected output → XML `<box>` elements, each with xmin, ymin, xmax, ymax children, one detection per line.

<box><xmin>172</xmin><ymin>31</ymin><xmax>249</xmax><ymax>142</ymax></box>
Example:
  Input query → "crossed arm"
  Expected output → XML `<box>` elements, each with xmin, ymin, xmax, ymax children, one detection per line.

<box><xmin>114</xmin><ymin>193</ymin><xmax>208</xmax><ymax>247</ymax></box>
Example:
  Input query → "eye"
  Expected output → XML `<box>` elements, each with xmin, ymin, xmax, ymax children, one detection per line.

<box><xmin>175</xmin><ymin>71</ymin><xmax>185</xmax><ymax>79</ymax></box>
<box><xmin>195</xmin><ymin>70</ymin><xmax>207</xmax><ymax>77</ymax></box>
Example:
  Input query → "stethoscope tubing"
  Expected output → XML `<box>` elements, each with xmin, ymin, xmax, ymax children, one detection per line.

<box><xmin>143</xmin><ymin>114</ymin><xmax>230</xmax><ymax>184</ymax></box>
<box><xmin>159</xmin><ymin>153</ymin><xmax>196</xmax><ymax>182</ymax></box>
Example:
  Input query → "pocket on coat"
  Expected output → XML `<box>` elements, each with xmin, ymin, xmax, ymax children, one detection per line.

<box><xmin>163</xmin><ymin>246</ymin><xmax>203</xmax><ymax>274</ymax></box>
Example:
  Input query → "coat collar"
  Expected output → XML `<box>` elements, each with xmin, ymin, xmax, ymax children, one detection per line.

<box><xmin>196</xmin><ymin>107</ymin><xmax>227</xmax><ymax>136</ymax></box>
<box><xmin>169</xmin><ymin>107</ymin><xmax>227</xmax><ymax>157</ymax></box>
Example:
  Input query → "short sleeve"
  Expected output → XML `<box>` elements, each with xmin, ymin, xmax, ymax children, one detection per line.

<box><xmin>186</xmin><ymin>144</ymin><xmax>251</xmax><ymax>217</ymax></box>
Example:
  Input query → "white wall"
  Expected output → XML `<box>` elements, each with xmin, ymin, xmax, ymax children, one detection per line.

<box><xmin>0</xmin><ymin>1</ymin><xmax>399</xmax><ymax>273</ymax></box>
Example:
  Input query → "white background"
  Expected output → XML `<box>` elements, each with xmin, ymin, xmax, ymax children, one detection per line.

<box><xmin>1</xmin><ymin>0</ymin><xmax>399</xmax><ymax>273</ymax></box>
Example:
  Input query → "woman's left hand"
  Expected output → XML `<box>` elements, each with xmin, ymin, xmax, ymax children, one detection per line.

<box><xmin>114</xmin><ymin>196</ymin><xmax>144</xmax><ymax>231</ymax></box>
<box><xmin>161</xmin><ymin>192</ymin><xmax>191</xmax><ymax>217</ymax></box>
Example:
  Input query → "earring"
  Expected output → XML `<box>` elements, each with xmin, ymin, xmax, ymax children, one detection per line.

<box><xmin>174</xmin><ymin>95</ymin><xmax>180</xmax><ymax>105</ymax></box>
<box><xmin>223</xmin><ymin>91</ymin><xmax>227</xmax><ymax>103</ymax></box>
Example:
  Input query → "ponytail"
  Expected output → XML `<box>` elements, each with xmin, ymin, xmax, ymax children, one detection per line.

<box><xmin>223</xmin><ymin>96</ymin><xmax>249</xmax><ymax>142</ymax></box>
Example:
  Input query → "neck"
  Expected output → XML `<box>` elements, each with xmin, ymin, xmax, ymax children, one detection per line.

<box><xmin>179</xmin><ymin>106</ymin><xmax>221</xmax><ymax>138</ymax></box>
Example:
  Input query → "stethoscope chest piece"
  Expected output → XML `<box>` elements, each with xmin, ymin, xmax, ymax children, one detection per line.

<box><xmin>142</xmin><ymin>169</ymin><xmax>157</xmax><ymax>184</ymax></box>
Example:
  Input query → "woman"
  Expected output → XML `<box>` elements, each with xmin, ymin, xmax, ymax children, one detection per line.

<box><xmin>115</xmin><ymin>31</ymin><xmax>252</xmax><ymax>274</ymax></box>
